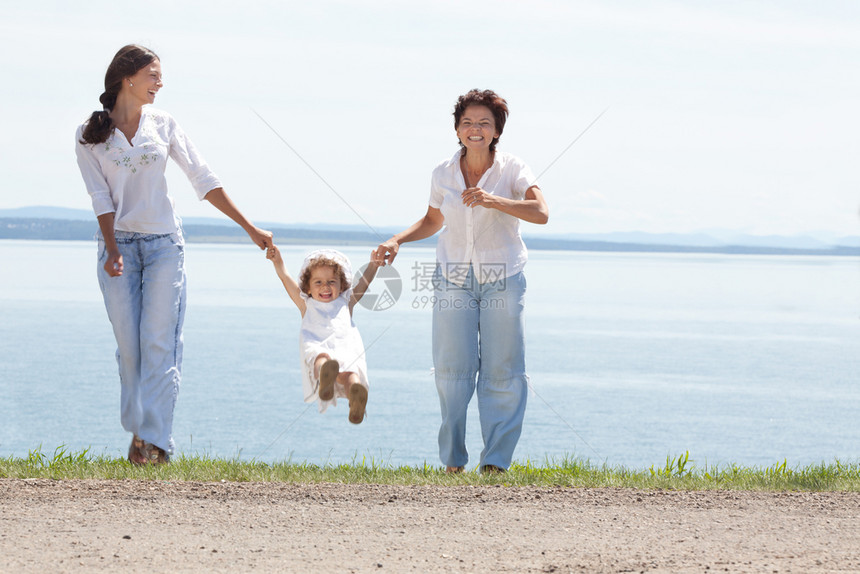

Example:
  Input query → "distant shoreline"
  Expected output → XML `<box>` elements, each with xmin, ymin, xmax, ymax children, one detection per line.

<box><xmin>2</xmin><ymin>217</ymin><xmax>859</xmax><ymax>256</ymax></box>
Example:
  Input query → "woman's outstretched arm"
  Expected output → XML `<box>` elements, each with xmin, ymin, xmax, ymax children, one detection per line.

<box><xmin>372</xmin><ymin>206</ymin><xmax>444</xmax><ymax>266</ymax></box>
<box><xmin>204</xmin><ymin>187</ymin><xmax>273</xmax><ymax>249</ymax></box>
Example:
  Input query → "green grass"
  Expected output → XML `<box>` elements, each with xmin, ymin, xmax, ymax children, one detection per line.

<box><xmin>1</xmin><ymin>446</ymin><xmax>858</xmax><ymax>491</ymax></box>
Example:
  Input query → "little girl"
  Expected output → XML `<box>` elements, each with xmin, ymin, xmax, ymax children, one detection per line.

<box><xmin>267</xmin><ymin>245</ymin><xmax>378</xmax><ymax>424</ymax></box>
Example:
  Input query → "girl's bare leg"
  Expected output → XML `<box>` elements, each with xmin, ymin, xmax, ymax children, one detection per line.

<box><xmin>336</xmin><ymin>371</ymin><xmax>358</xmax><ymax>393</ymax></box>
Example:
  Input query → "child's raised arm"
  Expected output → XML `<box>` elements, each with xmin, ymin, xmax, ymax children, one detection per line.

<box><xmin>349</xmin><ymin>253</ymin><xmax>381</xmax><ymax>312</ymax></box>
<box><xmin>267</xmin><ymin>244</ymin><xmax>307</xmax><ymax>315</ymax></box>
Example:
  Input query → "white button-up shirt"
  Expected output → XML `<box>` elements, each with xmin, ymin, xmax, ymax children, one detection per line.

<box><xmin>429</xmin><ymin>149</ymin><xmax>538</xmax><ymax>285</ymax></box>
<box><xmin>75</xmin><ymin>106</ymin><xmax>221</xmax><ymax>234</ymax></box>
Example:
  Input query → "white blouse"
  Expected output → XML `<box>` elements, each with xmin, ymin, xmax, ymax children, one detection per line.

<box><xmin>75</xmin><ymin>105</ymin><xmax>221</xmax><ymax>234</ymax></box>
<box><xmin>428</xmin><ymin>150</ymin><xmax>538</xmax><ymax>285</ymax></box>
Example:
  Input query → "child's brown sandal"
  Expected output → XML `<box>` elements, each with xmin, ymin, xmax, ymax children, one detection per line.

<box><xmin>348</xmin><ymin>384</ymin><xmax>368</xmax><ymax>424</ymax></box>
<box><xmin>318</xmin><ymin>359</ymin><xmax>339</xmax><ymax>401</ymax></box>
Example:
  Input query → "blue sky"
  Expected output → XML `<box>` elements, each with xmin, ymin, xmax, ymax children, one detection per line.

<box><xmin>2</xmin><ymin>1</ymin><xmax>859</xmax><ymax>237</ymax></box>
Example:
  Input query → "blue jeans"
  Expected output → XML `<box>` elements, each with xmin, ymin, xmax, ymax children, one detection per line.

<box><xmin>432</xmin><ymin>265</ymin><xmax>528</xmax><ymax>470</ymax></box>
<box><xmin>97</xmin><ymin>231</ymin><xmax>186</xmax><ymax>454</ymax></box>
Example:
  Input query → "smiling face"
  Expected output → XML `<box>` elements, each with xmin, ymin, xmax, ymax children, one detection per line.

<box><xmin>125</xmin><ymin>59</ymin><xmax>163</xmax><ymax>105</ymax></box>
<box><xmin>456</xmin><ymin>105</ymin><xmax>499</xmax><ymax>152</ymax></box>
<box><xmin>307</xmin><ymin>265</ymin><xmax>343</xmax><ymax>303</ymax></box>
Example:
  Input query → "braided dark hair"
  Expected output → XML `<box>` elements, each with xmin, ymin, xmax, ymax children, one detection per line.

<box><xmin>79</xmin><ymin>44</ymin><xmax>159</xmax><ymax>145</ymax></box>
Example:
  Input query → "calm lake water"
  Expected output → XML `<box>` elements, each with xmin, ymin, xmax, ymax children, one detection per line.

<box><xmin>1</xmin><ymin>239</ymin><xmax>858</xmax><ymax>470</ymax></box>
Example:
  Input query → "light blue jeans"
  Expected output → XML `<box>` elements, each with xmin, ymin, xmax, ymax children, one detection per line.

<box><xmin>97</xmin><ymin>230</ymin><xmax>186</xmax><ymax>455</ymax></box>
<box><xmin>432</xmin><ymin>265</ymin><xmax>528</xmax><ymax>470</ymax></box>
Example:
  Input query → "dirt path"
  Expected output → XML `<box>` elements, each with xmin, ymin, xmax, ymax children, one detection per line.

<box><xmin>1</xmin><ymin>479</ymin><xmax>858</xmax><ymax>573</ymax></box>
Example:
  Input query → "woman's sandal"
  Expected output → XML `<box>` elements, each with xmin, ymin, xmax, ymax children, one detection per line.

<box><xmin>128</xmin><ymin>435</ymin><xmax>168</xmax><ymax>465</ymax></box>
<box><xmin>348</xmin><ymin>384</ymin><xmax>368</xmax><ymax>424</ymax></box>
<box><xmin>127</xmin><ymin>435</ymin><xmax>147</xmax><ymax>465</ymax></box>
<box><xmin>318</xmin><ymin>359</ymin><xmax>339</xmax><ymax>401</ymax></box>
<box><xmin>141</xmin><ymin>442</ymin><xmax>169</xmax><ymax>465</ymax></box>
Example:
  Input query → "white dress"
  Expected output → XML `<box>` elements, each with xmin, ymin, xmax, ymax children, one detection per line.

<box><xmin>299</xmin><ymin>289</ymin><xmax>369</xmax><ymax>413</ymax></box>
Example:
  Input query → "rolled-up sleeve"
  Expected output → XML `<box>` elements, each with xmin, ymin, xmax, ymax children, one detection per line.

<box><xmin>428</xmin><ymin>162</ymin><xmax>447</xmax><ymax>209</ymax></box>
<box><xmin>512</xmin><ymin>159</ymin><xmax>538</xmax><ymax>200</ymax></box>
<box><xmin>75</xmin><ymin>127</ymin><xmax>115</xmax><ymax>217</ymax></box>
<box><xmin>167</xmin><ymin>118</ymin><xmax>222</xmax><ymax>200</ymax></box>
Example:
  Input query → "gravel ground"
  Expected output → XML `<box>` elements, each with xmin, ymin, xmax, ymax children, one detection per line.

<box><xmin>1</xmin><ymin>479</ymin><xmax>859</xmax><ymax>573</ymax></box>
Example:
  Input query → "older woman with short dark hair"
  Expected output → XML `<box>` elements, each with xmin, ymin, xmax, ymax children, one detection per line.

<box><xmin>374</xmin><ymin>89</ymin><xmax>548</xmax><ymax>473</ymax></box>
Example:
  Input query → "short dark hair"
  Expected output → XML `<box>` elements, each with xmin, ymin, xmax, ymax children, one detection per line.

<box><xmin>453</xmin><ymin>89</ymin><xmax>509</xmax><ymax>152</ymax></box>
